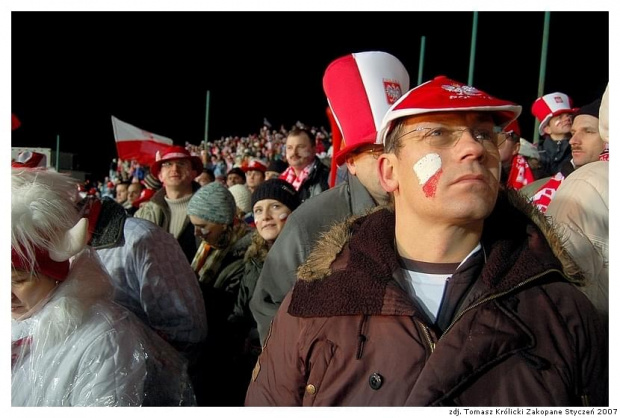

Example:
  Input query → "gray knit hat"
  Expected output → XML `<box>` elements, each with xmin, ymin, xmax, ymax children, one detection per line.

<box><xmin>187</xmin><ymin>181</ymin><xmax>237</xmax><ymax>225</ymax></box>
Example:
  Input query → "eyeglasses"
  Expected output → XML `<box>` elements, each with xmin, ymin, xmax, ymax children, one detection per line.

<box><xmin>395</xmin><ymin>125</ymin><xmax>509</xmax><ymax>152</ymax></box>
<box><xmin>161</xmin><ymin>160</ymin><xmax>191</xmax><ymax>169</ymax></box>
<box><xmin>352</xmin><ymin>146</ymin><xmax>383</xmax><ymax>160</ymax></box>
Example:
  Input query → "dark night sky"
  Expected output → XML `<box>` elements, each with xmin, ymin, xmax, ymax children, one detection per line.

<box><xmin>11</xmin><ymin>10</ymin><xmax>610</xmax><ymax>181</ymax></box>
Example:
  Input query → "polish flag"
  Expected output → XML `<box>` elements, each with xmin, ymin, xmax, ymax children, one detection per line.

<box><xmin>111</xmin><ymin>116</ymin><xmax>173</xmax><ymax>165</ymax></box>
<box><xmin>12</xmin><ymin>113</ymin><xmax>21</xmax><ymax>130</ymax></box>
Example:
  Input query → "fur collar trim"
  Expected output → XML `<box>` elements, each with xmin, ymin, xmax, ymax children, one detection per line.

<box><xmin>290</xmin><ymin>189</ymin><xmax>584</xmax><ymax>317</ymax></box>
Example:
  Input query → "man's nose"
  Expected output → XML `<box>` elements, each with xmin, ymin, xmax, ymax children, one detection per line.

<box><xmin>457</xmin><ymin>130</ymin><xmax>486</xmax><ymax>158</ymax></box>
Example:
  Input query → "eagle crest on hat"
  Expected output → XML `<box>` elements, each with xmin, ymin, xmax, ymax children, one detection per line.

<box><xmin>383</xmin><ymin>79</ymin><xmax>403</xmax><ymax>104</ymax></box>
<box><xmin>442</xmin><ymin>83</ymin><xmax>489</xmax><ymax>99</ymax></box>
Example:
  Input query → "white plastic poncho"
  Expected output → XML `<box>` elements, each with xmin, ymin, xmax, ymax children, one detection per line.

<box><xmin>11</xmin><ymin>248</ymin><xmax>196</xmax><ymax>406</ymax></box>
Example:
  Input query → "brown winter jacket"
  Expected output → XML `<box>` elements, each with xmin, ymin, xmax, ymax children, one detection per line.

<box><xmin>245</xmin><ymin>190</ymin><xmax>608</xmax><ymax>406</ymax></box>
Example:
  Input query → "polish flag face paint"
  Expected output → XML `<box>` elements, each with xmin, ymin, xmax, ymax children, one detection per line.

<box><xmin>413</xmin><ymin>153</ymin><xmax>443</xmax><ymax>198</ymax></box>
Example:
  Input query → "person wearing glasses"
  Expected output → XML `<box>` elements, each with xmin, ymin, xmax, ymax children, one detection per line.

<box><xmin>498</xmin><ymin>119</ymin><xmax>535</xmax><ymax>190</ymax></box>
<box><xmin>134</xmin><ymin>145</ymin><xmax>203</xmax><ymax>262</ymax></box>
<box><xmin>250</xmin><ymin>51</ymin><xmax>410</xmax><ymax>345</ymax></box>
<box><xmin>245</xmin><ymin>76</ymin><xmax>607</xmax><ymax>406</ymax></box>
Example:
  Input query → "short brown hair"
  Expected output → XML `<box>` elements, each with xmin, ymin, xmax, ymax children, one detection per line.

<box><xmin>383</xmin><ymin>119</ymin><xmax>407</xmax><ymax>156</ymax></box>
<box><xmin>287</xmin><ymin>127</ymin><xmax>316</xmax><ymax>147</ymax></box>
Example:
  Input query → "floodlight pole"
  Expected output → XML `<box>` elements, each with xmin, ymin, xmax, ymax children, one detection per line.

<box><xmin>56</xmin><ymin>134</ymin><xmax>60</xmax><ymax>171</ymax></box>
<box><xmin>417</xmin><ymin>36</ymin><xmax>426</xmax><ymax>86</ymax></box>
<box><xmin>534</xmin><ymin>11</ymin><xmax>551</xmax><ymax>144</ymax></box>
<box><xmin>468</xmin><ymin>11</ymin><xmax>479</xmax><ymax>86</ymax></box>
<box><xmin>205</xmin><ymin>90</ymin><xmax>211</xmax><ymax>142</ymax></box>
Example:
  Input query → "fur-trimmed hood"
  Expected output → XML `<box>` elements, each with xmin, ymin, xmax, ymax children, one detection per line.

<box><xmin>244</xmin><ymin>231</ymin><xmax>270</xmax><ymax>263</ymax></box>
<box><xmin>297</xmin><ymin>188</ymin><xmax>584</xmax><ymax>291</ymax></box>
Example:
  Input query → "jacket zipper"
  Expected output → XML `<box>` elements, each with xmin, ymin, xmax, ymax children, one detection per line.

<box><xmin>415</xmin><ymin>319</ymin><xmax>436</xmax><ymax>353</ymax></box>
<box><xmin>439</xmin><ymin>269</ymin><xmax>564</xmax><ymax>340</ymax></box>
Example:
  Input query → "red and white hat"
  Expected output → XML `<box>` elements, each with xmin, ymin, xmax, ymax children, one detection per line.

<box><xmin>242</xmin><ymin>159</ymin><xmax>267</xmax><ymax>173</ymax></box>
<box><xmin>323</xmin><ymin>51</ymin><xmax>410</xmax><ymax>166</ymax></box>
<box><xmin>150</xmin><ymin>145</ymin><xmax>203</xmax><ymax>177</ymax></box>
<box><xmin>531</xmin><ymin>92</ymin><xmax>577</xmax><ymax>135</ymax></box>
<box><xmin>503</xmin><ymin>119</ymin><xmax>521</xmax><ymax>137</ymax></box>
<box><xmin>378</xmin><ymin>75</ymin><xmax>522</xmax><ymax>145</ymax></box>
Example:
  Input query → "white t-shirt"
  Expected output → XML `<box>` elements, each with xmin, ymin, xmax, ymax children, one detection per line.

<box><xmin>397</xmin><ymin>243</ymin><xmax>482</xmax><ymax>322</ymax></box>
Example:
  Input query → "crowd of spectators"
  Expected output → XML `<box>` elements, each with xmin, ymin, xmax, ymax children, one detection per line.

<box><xmin>95</xmin><ymin>121</ymin><xmax>333</xmax><ymax>203</ymax></box>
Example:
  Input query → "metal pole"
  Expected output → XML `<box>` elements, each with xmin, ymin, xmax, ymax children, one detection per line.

<box><xmin>534</xmin><ymin>11</ymin><xmax>551</xmax><ymax>144</ymax></box>
<box><xmin>204</xmin><ymin>90</ymin><xmax>211</xmax><ymax>142</ymax></box>
<box><xmin>55</xmin><ymin>134</ymin><xmax>60</xmax><ymax>171</ymax></box>
<box><xmin>417</xmin><ymin>36</ymin><xmax>426</xmax><ymax>86</ymax></box>
<box><xmin>468</xmin><ymin>11</ymin><xmax>479</xmax><ymax>85</ymax></box>
<box><xmin>203</xmin><ymin>90</ymin><xmax>211</xmax><ymax>168</ymax></box>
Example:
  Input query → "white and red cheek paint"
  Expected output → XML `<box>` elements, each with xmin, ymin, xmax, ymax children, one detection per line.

<box><xmin>413</xmin><ymin>153</ymin><xmax>443</xmax><ymax>198</ymax></box>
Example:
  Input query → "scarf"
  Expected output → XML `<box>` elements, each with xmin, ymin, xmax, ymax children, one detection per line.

<box><xmin>280</xmin><ymin>163</ymin><xmax>312</xmax><ymax>191</ymax></box>
<box><xmin>506</xmin><ymin>155</ymin><xmax>535</xmax><ymax>190</ymax></box>
<box><xmin>599</xmin><ymin>144</ymin><xmax>609</xmax><ymax>161</ymax></box>
<box><xmin>191</xmin><ymin>223</ymin><xmax>248</xmax><ymax>288</ymax></box>
<box><xmin>531</xmin><ymin>171</ymin><xmax>565</xmax><ymax>213</ymax></box>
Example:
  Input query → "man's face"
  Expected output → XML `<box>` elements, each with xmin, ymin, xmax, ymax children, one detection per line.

<box><xmin>498</xmin><ymin>135</ymin><xmax>520</xmax><ymax>165</ymax></box>
<box><xmin>285</xmin><ymin>133</ymin><xmax>316</xmax><ymax>170</ymax></box>
<box><xmin>115</xmin><ymin>184</ymin><xmax>128</xmax><ymax>203</ymax></box>
<box><xmin>379</xmin><ymin>112</ymin><xmax>500</xmax><ymax>226</ymax></box>
<box><xmin>265</xmin><ymin>171</ymin><xmax>280</xmax><ymax>180</ymax></box>
<box><xmin>346</xmin><ymin>144</ymin><xmax>389</xmax><ymax>205</ymax></box>
<box><xmin>158</xmin><ymin>158</ymin><xmax>196</xmax><ymax>189</ymax></box>
<box><xmin>227</xmin><ymin>173</ymin><xmax>245</xmax><ymax>187</ymax></box>
<box><xmin>543</xmin><ymin>113</ymin><xmax>573</xmax><ymax>138</ymax></box>
<box><xmin>245</xmin><ymin>169</ymin><xmax>265</xmax><ymax>189</ymax></box>
<box><xmin>127</xmin><ymin>184</ymin><xmax>142</xmax><ymax>203</ymax></box>
<box><xmin>569</xmin><ymin>114</ymin><xmax>605</xmax><ymax>168</ymax></box>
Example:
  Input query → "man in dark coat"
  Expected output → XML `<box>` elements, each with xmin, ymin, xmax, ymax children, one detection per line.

<box><xmin>246</xmin><ymin>76</ymin><xmax>607</xmax><ymax>406</ymax></box>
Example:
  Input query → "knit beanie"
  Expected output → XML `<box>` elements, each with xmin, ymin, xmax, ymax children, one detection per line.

<box><xmin>574</xmin><ymin>98</ymin><xmax>602</xmax><ymax>119</ymax></box>
<box><xmin>251</xmin><ymin>179</ymin><xmax>301</xmax><ymax>212</ymax></box>
<box><xmin>266</xmin><ymin>159</ymin><xmax>288</xmax><ymax>174</ymax></box>
<box><xmin>228</xmin><ymin>184</ymin><xmax>252</xmax><ymax>214</ymax></box>
<box><xmin>187</xmin><ymin>182</ymin><xmax>236</xmax><ymax>226</ymax></box>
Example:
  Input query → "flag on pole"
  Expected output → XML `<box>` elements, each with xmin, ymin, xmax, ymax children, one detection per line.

<box><xmin>12</xmin><ymin>113</ymin><xmax>21</xmax><ymax>130</ymax></box>
<box><xmin>111</xmin><ymin>116</ymin><xmax>174</xmax><ymax>165</ymax></box>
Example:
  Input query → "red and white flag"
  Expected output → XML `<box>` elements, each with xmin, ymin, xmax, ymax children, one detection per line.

<box><xmin>12</xmin><ymin>113</ymin><xmax>21</xmax><ymax>130</ymax></box>
<box><xmin>111</xmin><ymin>116</ymin><xmax>173</xmax><ymax>165</ymax></box>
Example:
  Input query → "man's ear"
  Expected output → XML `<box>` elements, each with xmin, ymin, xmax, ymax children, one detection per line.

<box><xmin>345</xmin><ymin>155</ymin><xmax>357</xmax><ymax>176</ymax></box>
<box><xmin>513</xmin><ymin>142</ymin><xmax>521</xmax><ymax>157</ymax></box>
<box><xmin>378</xmin><ymin>154</ymin><xmax>398</xmax><ymax>193</ymax></box>
<box><xmin>542</xmin><ymin>124</ymin><xmax>552</xmax><ymax>136</ymax></box>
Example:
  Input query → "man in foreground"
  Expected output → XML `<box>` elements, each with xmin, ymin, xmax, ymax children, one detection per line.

<box><xmin>245</xmin><ymin>76</ymin><xmax>607</xmax><ymax>406</ymax></box>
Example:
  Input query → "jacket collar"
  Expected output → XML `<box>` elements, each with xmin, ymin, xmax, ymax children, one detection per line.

<box><xmin>150</xmin><ymin>181</ymin><xmax>202</xmax><ymax>207</ymax></box>
<box><xmin>347</xmin><ymin>172</ymin><xmax>379</xmax><ymax>215</ymax></box>
<box><xmin>89</xmin><ymin>197</ymin><xmax>127</xmax><ymax>249</ymax></box>
<box><xmin>290</xmin><ymin>189</ymin><xmax>584</xmax><ymax>318</ymax></box>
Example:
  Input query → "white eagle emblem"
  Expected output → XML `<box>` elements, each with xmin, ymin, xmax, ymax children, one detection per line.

<box><xmin>383</xmin><ymin>80</ymin><xmax>403</xmax><ymax>104</ymax></box>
